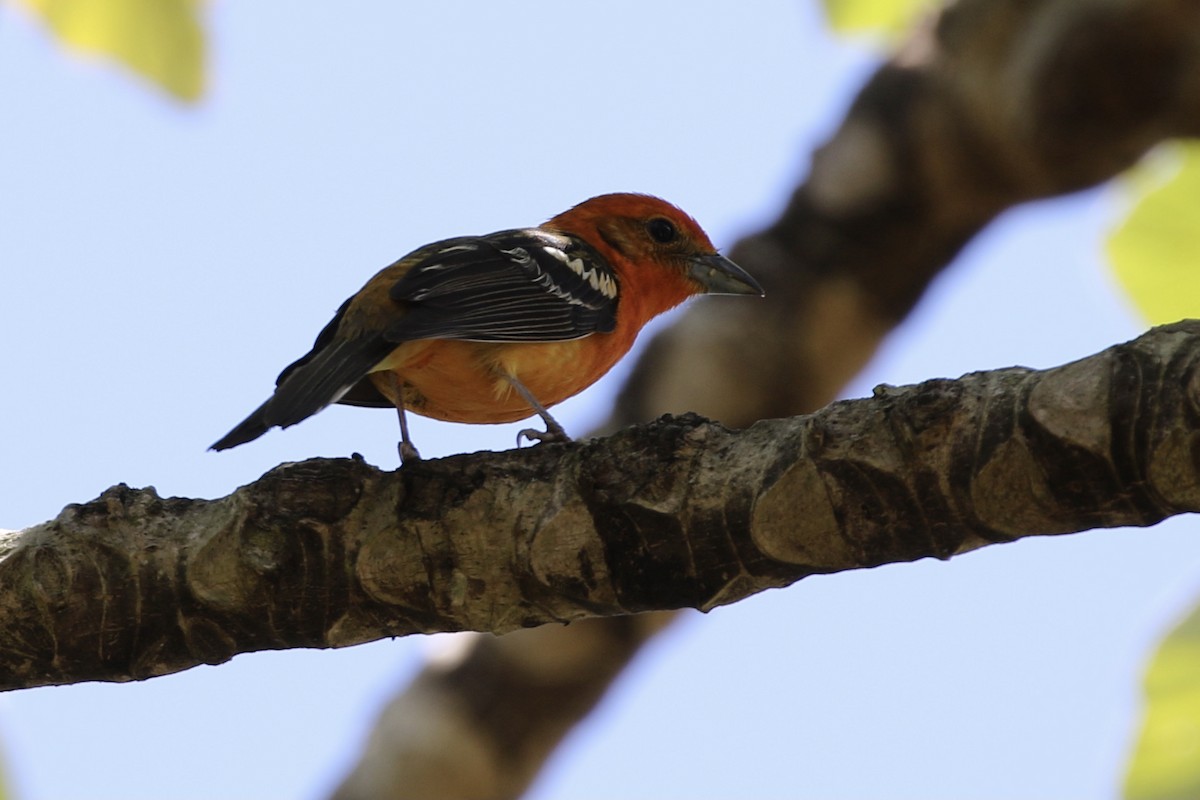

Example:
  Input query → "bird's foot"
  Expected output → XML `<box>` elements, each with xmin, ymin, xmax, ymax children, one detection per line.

<box><xmin>398</xmin><ymin>440</ymin><xmax>422</xmax><ymax>463</ymax></box>
<box><xmin>516</xmin><ymin>425</ymin><xmax>572</xmax><ymax>448</ymax></box>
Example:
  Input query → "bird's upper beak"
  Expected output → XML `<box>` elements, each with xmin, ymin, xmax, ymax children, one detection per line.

<box><xmin>687</xmin><ymin>253</ymin><xmax>764</xmax><ymax>297</ymax></box>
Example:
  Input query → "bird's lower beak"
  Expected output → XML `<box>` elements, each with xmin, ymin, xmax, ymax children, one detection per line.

<box><xmin>687</xmin><ymin>253</ymin><xmax>764</xmax><ymax>296</ymax></box>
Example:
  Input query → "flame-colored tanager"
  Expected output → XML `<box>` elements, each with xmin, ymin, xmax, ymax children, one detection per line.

<box><xmin>212</xmin><ymin>193</ymin><xmax>762</xmax><ymax>460</ymax></box>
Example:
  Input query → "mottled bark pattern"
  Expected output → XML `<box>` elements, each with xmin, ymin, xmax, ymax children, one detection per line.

<box><xmin>3</xmin><ymin>323</ymin><xmax>1199</xmax><ymax>691</ymax></box>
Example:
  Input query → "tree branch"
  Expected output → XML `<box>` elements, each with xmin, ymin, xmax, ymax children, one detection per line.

<box><xmin>332</xmin><ymin>2</ymin><xmax>1200</xmax><ymax>794</ymax></box>
<box><xmin>5</xmin><ymin>322</ymin><xmax>1198</xmax><ymax>692</ymax></box>
<box><xmin>329</xmin><ymin>613</ymin><xmax>675</xmax><ymax>800</ymax></box>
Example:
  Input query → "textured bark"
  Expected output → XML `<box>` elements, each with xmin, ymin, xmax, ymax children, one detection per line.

<box><xmin>330</xmin><ymin>0</ymin><xmax>1200</xmax><ymax>797</ymax></box>
<box><xmin>4</xmin><ymin>322</ymin><xmax>1200</xmax><ymax>692</ymax></box>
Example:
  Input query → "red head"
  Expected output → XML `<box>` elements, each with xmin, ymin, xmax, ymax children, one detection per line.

<box><xmin>543</xmin><ymin>193</ymin><xmax>762</xmax><ymax>322</ymax></box>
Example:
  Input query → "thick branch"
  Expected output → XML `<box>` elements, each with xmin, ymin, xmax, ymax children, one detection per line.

<box><xmin>4</xmin><ymin>322</ymin><xmax>1199</xmax><ymax>692</ymax></box>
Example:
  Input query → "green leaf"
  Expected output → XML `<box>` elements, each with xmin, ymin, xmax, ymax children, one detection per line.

<box><xmin>14</xmin><ymin>0</ymin><xmax>205</xmax><ymax>102</ymax></box>
<box><xmin>1125</xmin><ymin>600</ymin><xmax>1200</xmax><ymax>799</ymax></box>
<box><xmin>1108</xmin><ymin>143</ymin><xmax>1200</xmax><ymax>325</ymax></box>
<box><xmin>820</xmin><ymin>0</ymin><xmax>935</xmax><ymax>34</ymax></box>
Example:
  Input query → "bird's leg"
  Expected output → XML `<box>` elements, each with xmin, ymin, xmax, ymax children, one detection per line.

<box><xmin>386</xmin><ymin>373</ymin><xmax>422</xmax><ymax>463</ymax></box>
<box><xmin>504</xmin><ymin>374</ymin><xmax>571</xmax><ymax>447</ymax></box>
<box><xmin>397</xmin><ymin>405</ymin><xmax>421</xmax><ymax>463</ymax></box>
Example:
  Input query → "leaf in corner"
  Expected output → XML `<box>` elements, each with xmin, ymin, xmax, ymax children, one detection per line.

<box><xmin>14</xmin><ymin>0</ymin><xmax>205</xmax><ymax>102</ymax></box>
<box><xmin>1125</xmin><ymin>599</ymin><xmax>1200</xmax><ymax>800</ymax></box>
<box><xmin>1108</xmin><ymin>143</ymin><xmax>1200</xmax><ymax>325</ymax></box>
<box><xmin>820</xmin><ymin>0</ymin><xmax>936</xmax><ymax>35</ymax></box>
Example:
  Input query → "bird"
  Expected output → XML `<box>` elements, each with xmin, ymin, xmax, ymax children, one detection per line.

<box><xmin>211</xmin><ymin>193</ymin><xmax>763</xmax><ymax>461</ymax></box>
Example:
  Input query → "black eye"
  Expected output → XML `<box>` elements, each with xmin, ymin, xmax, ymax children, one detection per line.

<box><xmin>646</xmin><ymin>217</ymin><xmax>678</xmax><ymax>244</ymax></box>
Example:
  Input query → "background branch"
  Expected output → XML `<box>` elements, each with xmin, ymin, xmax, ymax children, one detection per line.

<box><xmin>329</xmin><ymin>0</ymin><xmax>1200</xmax><ymax>796</ymax></box>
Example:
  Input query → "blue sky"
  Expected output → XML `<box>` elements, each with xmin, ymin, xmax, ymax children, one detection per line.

<box><xmin>1</xmin><ymin>2</ymin><xmax>1196</xmax><ymax>798</ymax></box>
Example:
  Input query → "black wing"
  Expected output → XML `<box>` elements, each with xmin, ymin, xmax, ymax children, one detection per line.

<box><xmin>271</xmin><ymin>295</ymin><xmax>392</xmax><ymax>406</ymax></box>
<box><xmin>210</xmin><ymin>228</ymin><xmax>622</xmax><ymax>449</ymax></box>
<box><xmin>385</xmin><ymin>229</ymin><xmax>619</xmax><ymax>343</ymax></box>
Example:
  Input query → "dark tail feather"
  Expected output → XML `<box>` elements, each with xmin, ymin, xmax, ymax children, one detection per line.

<box><xmin>210</xmin><ymin>399</ymin><xmax>273</xmax><ymax>451</ymax></box>
<box><xmin>210</xmin><ymin>336</ymin><xmax>394</xmax><ymax>452</ymax></box>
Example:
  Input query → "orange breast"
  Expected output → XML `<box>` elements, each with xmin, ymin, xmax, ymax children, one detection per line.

<box><xmin>367</xmin><ymin>333</ymin><xmax>635</xmax><ymax>424</ymax></box>
<box><xmin>360</xmin><ymin>255</ymin><xmax>696</xmax><ymax>425</ymax></box>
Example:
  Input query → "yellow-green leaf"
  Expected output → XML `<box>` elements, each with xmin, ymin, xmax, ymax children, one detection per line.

<box><xmin>1125</xmin><ymin>599</ymin><xmax>1200</xmax><ymax>799</ymax></box>
<box><xmin>821</xmin><ymin>0</ymin><xmax>935</xmax><ymax>35</ymax></box>
<box><xmin>14</xmin><ymin>0</ymin><xmax>205</xmax><ymax>102</ymax></box>
<box><xmin>1108</xmin><ymin>143</ymin><xmax>1200</xmax><ymax>325</ymax></box>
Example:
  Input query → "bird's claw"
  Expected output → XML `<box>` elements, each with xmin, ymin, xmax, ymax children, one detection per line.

<box><xmin>398</xmin><ymin>441</ymin><xmax>422</xmax><ymax>463</ymax></box>
<box><xmin>516</xmin><ymin>426</ymin><xmax>572</xmax><ymax>448</ymax></box>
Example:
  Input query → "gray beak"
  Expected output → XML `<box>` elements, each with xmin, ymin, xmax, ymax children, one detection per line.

<box><xmin>687</xmin><ymin>253</ymin><xmax>764</xmax><ymax>296</ymax></box>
